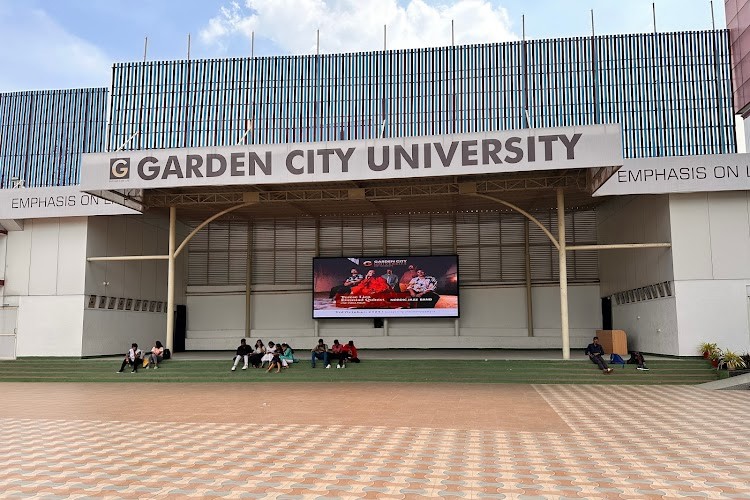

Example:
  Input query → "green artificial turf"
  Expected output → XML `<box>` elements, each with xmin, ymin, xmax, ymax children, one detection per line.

<box><xmin>0</xmin><ymin>357</ymin><xmax>718</xmax><ymax>384</ymax></box>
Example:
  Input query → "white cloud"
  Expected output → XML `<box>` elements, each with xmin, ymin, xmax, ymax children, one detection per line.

<box><xmin>199</xmin><ymin>0</ymin><xmax>518</xmax><ymax>55</ymax></box>
<box><xmin>0</xmin><ymin>4</ymin><xmax>112</xmax><ymax>92</ymax></box>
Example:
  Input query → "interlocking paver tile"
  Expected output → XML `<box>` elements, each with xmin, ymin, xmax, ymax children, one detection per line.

<box><xmin>1</xmin><ymin>383</ymin><xmax>749</xmax><ymax>498</ymax></box>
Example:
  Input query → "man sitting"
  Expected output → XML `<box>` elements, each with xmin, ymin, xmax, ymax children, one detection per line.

<box><xmin>311</xmin><ymin>339</ymin><xmax>331</xmax><ymax>368</ymax></box>
<box><xmin>329</xmin><ymin>268</ymin><xmax>364</xmax><ymax>299</ymax></box>
<box><xmin>231</xmin><ymin>338</ymin><xmax>253</xmax><ymax>371</ymax></box>
<box><xmin>585</xmin><ymin>336</ymin><xmax>614</xmax><ymax>374</ymax></box>
<box><xmin>117</xmin><ymin>343</ymin><xmax>143</xmax><ymax>373</ymax></box>
<box><xmin>406</xmin><ymin>269</ymin><xmax>440</xmax><ymax>308</ymax></box>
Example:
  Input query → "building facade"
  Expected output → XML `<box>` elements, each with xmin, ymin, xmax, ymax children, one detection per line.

<box><xmin>1</xmin><ymin>29</ymin><xmax>748</xmax><ymax>358</ymax></box>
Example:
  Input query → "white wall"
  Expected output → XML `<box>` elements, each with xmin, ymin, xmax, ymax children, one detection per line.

<box><xmin>611</xmin><ymin>297</ymin><xmax>678</xmax><ymax>354</ymax></box>
<box><xmin>603</xmin><ymin>191</ymin><xmax>750</xmax><ymax>356</ymax></box>
<box><xmin>16</xmin><ymin>295</ymin><xmax>85</xmax><ymax>356</ymax></box>
<box><xmin>185</xmin><ymin>284</ymin><xmax>602</xmax><ymax>350</ymax></box>
<box><xmin>3</xmin><ymin>218</ymin><xmax>89</xmax><ymax>356</ymax></box>
<box><xmin>81</xmin><ymin>214</ymin><xmax>188</xmax><ymax>356</ymax></box>
<box><xmin>597</xmin><ymin>195</ymin><xmax>673</xmax><ymax>296</ymax></box>
<box><xmin>669</xmin><ymin>192</ymin><xmax>750</xmax><ymax>354</ymax></box>
<box><xmin>597</xmin><ymin>195</ymin><xmax>680</xmax><ymax>354</ymax></box>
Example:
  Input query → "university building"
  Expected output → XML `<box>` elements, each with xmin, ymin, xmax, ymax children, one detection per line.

<box><xmin>1</xmin><ymin>26</ymin><xmax>748</xmax><ymax>358</ymax></box>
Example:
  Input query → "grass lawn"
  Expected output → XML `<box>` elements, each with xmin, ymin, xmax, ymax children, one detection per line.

<box><xmin>0</xmin><ymin>357</ymin><xmax>718</xmax><ymax>384</ymax></box>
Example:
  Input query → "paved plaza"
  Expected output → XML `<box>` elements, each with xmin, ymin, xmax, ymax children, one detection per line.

<box><xmin>1</xmin><ymin>382</ymin><xmax>749</xmax><ymax>498</ymax></box>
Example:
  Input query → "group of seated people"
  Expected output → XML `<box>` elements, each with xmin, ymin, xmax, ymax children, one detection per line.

<box><xmin>232</xmin><ymin>338</ymin><xmax>360</xmax><ymax>372</ymax></box>
<box><xmin>231</xmin><ymin>339</ymin><xmax>299</xmax><ymax>373</ymax></box>
<box><xmin>310</xmin><ymin>339</ymin><xmax>360</xmax><ymax>368</ymax></box>
<box><xmin>117</xmin><ymin>341</ymin><xmax>164</xmax><ymax>373</ymax></box>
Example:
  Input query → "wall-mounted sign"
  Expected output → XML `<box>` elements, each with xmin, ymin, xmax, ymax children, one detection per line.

<box><xmin>594</xmin><ymin>154</ymin><xmax>750</xmax><ymax>196</ymax></box>
<box><xmin>0</xmin><ymin>186</ymin><xmax>141</xmax><ymax>220</ymax></box>
<box><xmin>81</xmin><ymin>124</ymin><xmax>623</xmax><ymax>191</ymax></box>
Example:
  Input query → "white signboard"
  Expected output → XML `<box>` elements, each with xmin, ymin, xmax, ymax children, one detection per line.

<box><xmin>594</xmin><ymin>154</ymin><xmax>750</xmax><ymax>196</ymax></box>
<box><xmin>0</xmin><ymin>186</ymin><xmax>141</xmax><ymax>219</ymax></box>
<box><xmin>81</xmin><ymin>125</ymin><xmax>623</xmax><ymax>190</ymax></box>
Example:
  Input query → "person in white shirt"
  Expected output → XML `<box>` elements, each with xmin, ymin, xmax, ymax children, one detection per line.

<box><xmin>406</xmin><ymin>269</ymin><xmax>440</xmax><ymax>308</ymax></box>
<box><xmin>117</xmin><ymin>343</ymin><xmax>143</xmax><ymax>373</ymax></box>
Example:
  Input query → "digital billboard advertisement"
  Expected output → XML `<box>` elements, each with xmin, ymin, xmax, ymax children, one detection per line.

<box><xmin>313</xmin><ymin>256</ymin><xmax>459</xmax><ymax>318</ymax></box>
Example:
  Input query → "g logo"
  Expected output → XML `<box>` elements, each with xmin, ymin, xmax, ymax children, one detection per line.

<box><xmin>110</xmin><ymin>158</ymin><xmax>130</xmax><ymax>179</ymax></box>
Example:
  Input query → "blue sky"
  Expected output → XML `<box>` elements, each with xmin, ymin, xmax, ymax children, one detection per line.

<box><xmin>0</xmin><ymin>0</ymin><xmax>727</xmax><ymax>92</ymax></box>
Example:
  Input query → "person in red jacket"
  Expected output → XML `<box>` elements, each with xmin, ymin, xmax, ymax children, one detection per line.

<box><xmin>344</xmin><ymin>340</ymin><xmax>360</xmax><ymax>364</ymax></box>
<box><xmin>350</xmin><ymin>269</ymin><xmax>390</xmax><ymax>296</ymax></box>
<box><xmin>330</xmin><ymin>339</ymin><xmax>348</xmax><ymax>368</ymax></box>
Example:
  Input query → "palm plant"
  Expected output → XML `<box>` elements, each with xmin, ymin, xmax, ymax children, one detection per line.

<box><xmin>718</xmin><ymin>350</ymin><xmax>748</xmax><ymax>371</ymax></box>
<box><xmin>698</xmin><ymin>342</ymin><xmax>718</xmax><ymax>359</ymax></box>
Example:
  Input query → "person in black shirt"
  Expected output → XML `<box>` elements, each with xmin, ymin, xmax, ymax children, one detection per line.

<box><xmin>231</xmin><ymin>339</ymin><xmax>253</xmax><ymax>371</ymax></box>
<box><xmin>329</xmin><ymin>268</ymin><xmax>364</xmax><ymax>299</ymax></box>
<box><xmin>585</xmin><ymin>336</ymin><xmax>614</xmax><ymax>374</ymax></box>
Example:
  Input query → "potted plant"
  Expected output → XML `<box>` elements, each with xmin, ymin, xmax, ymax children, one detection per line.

<box><xmin>698</xmin><ymin>342</ymin><xmax>718</xmax><ymax>359</ymax></box>
<box><xmin>710</xmin><ymin>348</ymin><xmax>722</xmax><ymax>368</ymax></box>
<box><xmin>718</xmin><ymin>350</ymin><xmax>748</xmax><ymax>371</ymax></box>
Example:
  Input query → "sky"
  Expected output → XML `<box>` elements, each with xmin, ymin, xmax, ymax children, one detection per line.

<box><xmin>0</xmin><ymin>0</ymin><xmax>728</xmax><ymax>92</ymax></box>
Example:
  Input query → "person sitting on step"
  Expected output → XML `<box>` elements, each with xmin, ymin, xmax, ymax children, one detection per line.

<box><xmin>117</xmin><ymin>343</ymin><xmax>142</xmax><ymax>373</ymax></box>
<box><xmin>231</xmin><ymin>339</ymin><xmax>253</xmax><ymax>371</ymax></box>
<box><xmin>585</xmin><ymin>336</ymin><xmax>614</xmax><ymax>374</ymax></box>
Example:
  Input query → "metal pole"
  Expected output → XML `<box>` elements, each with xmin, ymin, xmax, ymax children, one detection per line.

<box><xmin>710</xmin><ymin>1</ymin><xmax>715</xmax><ymax>30</ymax></box>
<box><xmin>166</xmin><ymin>206</ymin><xmax>177</xmax><ymax>353</ymax></box>
<box><xmin>143</xmin><ymin>36</ymin><xmax>148</xmax><ymax>62</ymax></box>
<box><xmin>451</xmin><ymin>20</ymin><xmax>455</xmax><ymax>46</ymax></box>
<box><xmin>251</xmin><ymin>222</ymin><xmax>253</xmax><ymax>338</ymax></box>
<box><xmin>591</xmin><ymin>9</ymin><xmax>600</xmax><ymax>125</ymax></box>
<box><xmin>567</xmin><ymin>243</ymin><xmax>672</xmax><ymax>251</ymax></box>
<box><xmin>316</xmin><ymin>29</ymin><xmax>320</xmax><ymax>55</ymax></box>
<box><xmin>314</xmin><ymin>218</ymin><xmax>320</xmax><ymax>338</ymax></box>
<box><xmin>524</xmin><ymin>219</ymin><xmax>534</xmax><ymax>337</ymax></box>
<box><xmin>521</xmin><ymin>15</ymin><xmax>529</xmax><ymax>128</ymax></box>
<box><xmin>251</xmin><ymin>31</ymin><xmax>255</xmax><ymax>58</ymax></box>
<box><xmin>187</xmin><ymin>33</ymin><xmax>191</xmax><ymax>60</ymax></box>
<box><xmin>557</xmin><ymin>189</ymin><xmax>570</xmax><ymax>360</ymax></box>
<box><xmin>652</xmin><ymin>3</ymin><xmax>657</xmax><ymax>33</ymax></box>
<box><xmin>384</xmin><ymin>24</ymin><xmax>387</xmax><ymax>51</ymax></box>
<box><xmin>87</xmin><ymin>255</ymin><xmax>169</xmax><ymax>262</ymax></box>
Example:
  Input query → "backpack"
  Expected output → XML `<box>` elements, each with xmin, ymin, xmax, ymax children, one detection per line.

<box><xmin>610</xmin><ymin>353</ymin><xmax>626</xmax><ymax>366</ymax></box>
<box><xmin>163</xmin><ymin>348</ymin><xmax>171</xmax><ymax>360</ymax></box>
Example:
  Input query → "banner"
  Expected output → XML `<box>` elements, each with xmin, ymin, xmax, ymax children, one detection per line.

<box><xmin>81</xmin><ymin>124</ymin><xmax>623</xmax><ymax>191</ymax></box>
<box><xmin>0</xmin><ymin>186</ymin><xmax>141</xmax><ymax>220</ymax></box>
<box><xmin>594</xmin><ymin>154</ymin><xmax>750</xmax><ymax>196</ymax></box>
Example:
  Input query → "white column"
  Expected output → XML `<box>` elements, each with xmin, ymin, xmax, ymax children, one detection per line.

<box><xmin>166</xmin><ymin>206</ymin><xmax>176</xmax><ymax>352</ymax></box>
<box><xmin>557</xmin><ymin>189</ymin><xmax>570</xmax><ymax>360</ymax></box>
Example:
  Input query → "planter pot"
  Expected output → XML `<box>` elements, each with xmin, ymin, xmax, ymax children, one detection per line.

<box><xmin>711</xmin><ymin>358</ymin><xmax>720</xmax><ymax>368</ymax></box>
<box><xmin>703</xmin><ymin>351</ymin><xmax>711</xmax><ymax>359</ymax></box>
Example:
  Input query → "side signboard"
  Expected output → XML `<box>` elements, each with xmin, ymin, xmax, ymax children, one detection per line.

<box><xmin>594</xmin><ymin>154</ymin><xmax>750</xmax><ymax>196</ymax></box>
<box><xmin>0</xmin><ymin>186</ymin><xmax>141</xmax><ymax>220</ymax></box>
<box><xmin>81</xmin><ymin>125</ymin><xmax>623</xmax><ymax>191</ymax></box>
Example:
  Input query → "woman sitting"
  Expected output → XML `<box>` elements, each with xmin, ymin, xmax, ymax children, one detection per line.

<box><xmin>260</xmin><ymin>341</ymin><xmax>279</xmax><ymax>367</ymax></box>
<box><xmin>249</xmin><ymin>339</ymin><xmax>265</xmax><ymax>368</ymax></box>
<box><xmin>279</xmin><ymin>343</ymin><xmax>298</xmax><ymax>364</ymax></box>
<box><xmin>148</xmin><ymin>340</ymin><xmax>164</xmax><ymax>369</ymax></box>
<box><xmin>266</xmin><ymin>348</ymin><xmax>284</xmax><ymax>373</ymax></box>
